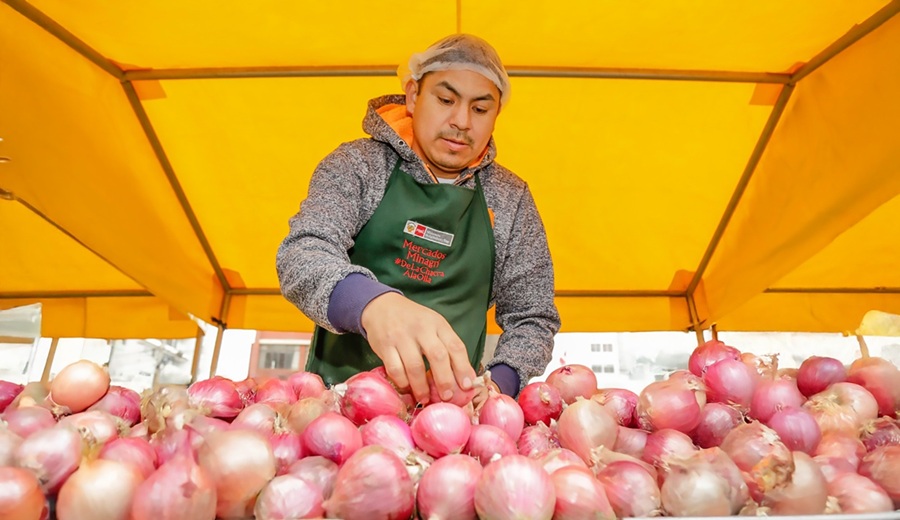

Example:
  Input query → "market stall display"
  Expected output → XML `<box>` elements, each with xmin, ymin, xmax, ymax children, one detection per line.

<box><xmin>1</xmin><ymin>340</ymin><xmax>898</xmax><ymax>520</ymax></box>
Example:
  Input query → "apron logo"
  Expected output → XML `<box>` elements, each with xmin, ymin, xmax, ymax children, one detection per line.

<box><xmin>403</xmin><ymin>220</ymin><xmax>454</xmax><ymax>247</ymax></box>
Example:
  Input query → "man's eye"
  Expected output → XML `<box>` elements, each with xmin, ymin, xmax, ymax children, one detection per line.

<box><xmin>438</xmin><ymin>97</ymin><xmax>453</xmax><ymax>105</ymax></box>
<box><xmin>473</xmin><ymin>107</ymin><xmax>488</xmax><ymax>114</ymax></box>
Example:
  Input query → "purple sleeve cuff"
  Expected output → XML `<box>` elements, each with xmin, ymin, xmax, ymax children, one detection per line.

<box><xmin>489</xmin><ymin>363</ymin><xmax>520</xmax><ymax>398</ymax></box>
<box><xmin>327</xmin><ymin>273</ymin><xmax>400</xmax><ymax>336</ymax></box>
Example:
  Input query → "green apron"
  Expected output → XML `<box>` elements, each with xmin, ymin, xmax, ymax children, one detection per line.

<box><xmin>307</xmin><ymin>160</ymin><xmax>495</xmax><ymax>385</ymax></box>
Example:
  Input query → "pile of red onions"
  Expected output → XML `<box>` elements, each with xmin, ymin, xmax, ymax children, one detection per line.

<box><xmin>1</xmin><ymin>346</ymin><xmax>898</xmax><ymax>520</ymax></box>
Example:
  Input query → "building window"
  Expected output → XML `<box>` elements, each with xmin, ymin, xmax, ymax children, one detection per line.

<box><xmin>590</xmin><ymin>343</ymin><xmax>614</xmax><ymax>352</ymax></box>
<box><xmin>591</xmin><ymin>364</ymin><xmax>604</xmax><ymax>373</ymax></box>
<box><xmin>258</xmin><ymin>343</ymin><xmax>301</xmax><ymax>370</ymax></box>
<box><xmin>603</xmin><ymin>364</ymin><xmax>615</xmax><ymax>373</ymax></box>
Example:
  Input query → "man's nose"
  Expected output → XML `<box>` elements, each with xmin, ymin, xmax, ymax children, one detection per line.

<box><xmin>449</xmin><ymin>105</ymin><xmax>471</xmax><ymax>130</ymax></box>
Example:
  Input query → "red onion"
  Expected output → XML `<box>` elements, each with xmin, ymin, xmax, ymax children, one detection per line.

<box><xmin>464</xmin><ymin>424</ymin><xmax>517</xmax><ymax>465</ymax></box>
<box><xmin>557</xmin><ymin>398</ymin><xmax>617</xmax><ymax>464</ymax></box>
<box><xmin>231</xmin><ymin>402</ymin><xmax>279</xmax><ymax>434</ymax></box>
<box><xmin>0</xmin><ymin>381</ymin><xmax>24</xmax><ymax>413</ymax></box>
<box><xmin>338</xmin><ymin>372</ymin><xmax>409</xmax><ymax>426</ymax></box>
<box><xmin>187</xmin><ymin>376</ymin><xmax>243</xmax><ymax>419</ymax></box>
<box><xmin>847</xmin><ymin>357</ymin><xmax>900</xmax><ymax>418</ymax></box>
<box><xmin>99</xmin><ymin>437</ymin><xmax>158</xmax><ymax>479</ymax></box>
<box><xmin>690</xmin><ymin>402</ymin><xmax>743</xmax><ymax>448</ymax></box>
<box><xmin>411</xmin><ymin>402</ymin><xmax>472</xmax><ymax>458</ymax></box>
<box><xmin>703</xmin><ymin>358</ymin><xmax>758</xmax><ymax>410</ymax></box>
<box><xmin>14</xmin><ymin>425</ymin><xmax>83</xmax><ymax>494</ymax></box>
<box><xmin>301</xmin><ymin>411</ymin><xmax>362</xmax><ymax>465</ymax></box>
<box><xmin>539</xmin><ymin>448</ymin><xmax>587</xmax><ymax>475</ymax></box>
<box><xmin>324</xmin><ymin>446</ymin><xmax>415</xmax><ymax>520</ymax></box>
<box><xmin>198</xmin><ymin>429</ymin><xmax>277</xmax><ymax>519</ymax></box>
<box><xmin>641</xmin><ymin>428</ymin><xmax>697</xmax><ymax>473</ymax></box>
<box><xmin>234</xmin><ymin>377</ymin><xmax>257</xmax><ymax>406</ymax></box>
<box><xmin>478</xmin><ymin>393</ymin><xmax>525</xmax><ymax>442</ymax></box>
<box><xmin>131</xmin><ymin>455</ymin><xmax>216</xmax><ymax>520</ymax></box>
<box><xmin>474</xmin><ymin>454</ymin><xmax>556</xmax><ymax>520</ymax></box>
<box><xmin>517</xmin><ymin>422</ymin><xmax>560</xmax><ymax>457</ymax></box>
<box><xmin>0</xmin><ymin>428</ymin><xmax>23</xmax><ymax>466</ymax></box>
<box><xmin>804</xmin><ymin>381</ymin><xmax>878</xmax><ymax>436</ymax></box>
<box><xmin>612</xmin><ymin>426</ymin><xmax>648</xmax><ymax>458</ymax></box>
<box><xmin>591</xmin><ymin>388</ymin><xmax>638</xmax><ymax>427</ymax></box>
<box><xmin>813</xmin><ymin>454</ymin><xmax>856</xmax><ymax>482</ymax></box>
<box><xmin>861</xmin><ymin>416</ymin><xmax>900</xmax><ymax>451</ymax></box>
<box><xmin>594</xmin><ymin>460</ymin><xmax>661</xmax><ymax>518</ymax></box>
<box><xmin>661</xmin><ymin>456</ymin><xmax>735</xmax><ymax>516</ymax></box>
<box><xmin>425</xmin><ymin>370</ymin><xmax>476</xmax><ymax>406</ymax></box>
<box><xmin>688</xmin><ymin>339</ymin><xmax>740</xmax><ymax>376</ymax></box>
<box><xmin>416</xmin><ymin>454</ymin><xmax>482</xmax><ymax>520</ymax></box>
<box><xmin>686</xmin><ymin>447</ymin><xmax>750</xmax><ymax>512</ymax></box>
<box><xmin>797</xmin><ymin>356</ymin><xmax>847</xmax><ymax>397</ymax></box>
<box><xmin>49</xmin><ymin>359</ymin><xmax>110</xmax><ymax>414</ymax></box>
<box><xmin>288</xmin><ymin>456</ymin><xmax>339</xmax><ymax>500</ymax></box>
<box><xmin>741</xmin><ymin>352</ymin><xmax>777</xmax><ymax>380</ymax></box>
<box><xmin>151</xmin><ymin>426</ymin><xmax>203</xmax><ymax>466</ymax></box>
<box><xmin>87</xmin><ymin>385</ymin><xmax>141</xmax><ymax>426</ymax></box>
<box><xmin>590</xmin><ymin>445</ymin><xmax>658</xmax><ymax>481</ymax></box>
<box><xmin>57</xmin><ymin>459</ymin><xmax>144</xmax><ymax>520</ymax></box>
<box><xmin>827</xmin><ymin>471</ymin><xmax>894</xmax><ymax>513</ymax></box>
<box><xmin>1</xmin><ymin>406</ymin><xmax>55</xmax><ymax>438</ymax></box>
<box><xmin>748</xmin><ymin>378</ymin><xmax>805</xmax><ymax>423</ymax></box>
<box><xmin>270</xmin><ymin>432</ymin><xmax>304</xmax><ymax>475</ymax></box>
<box><xmin>517</xmin><ymin>382</ymin><xmax>563</xmax><ymax>426</ymax></box>
<box><xmin>767</xmin><ymin>407</ymin><xmax>821</xmax><ymax>454</ymax></box>
<box><xmin>128</xmin><ymin>422</ymin><xmax>149</xmax><ymax>439</ymax></box>
<box><xmin>859</xmin><ymin>445</ymin><xmax>900</xmax><ymax>507</ymax></box>
<box><xmin>286</xmin><ymin>397</ymin><xmax>330</xmax><ymax>434</ymax></box>
<box><xmin>58</xmin><ymin>410</ymin><xmax>120</xmax><ymax>445</ymax></box>
<box><xmin>140</xmin><ymin>385</ymin><xmax>191</xmax><ymax>434</ymax></box>
<box><xmin>0</xmin><ymin>466</ymin><xmax>47</xmax><ymax>520</ymax></box>
<box><xmin>187</xmin><ymin>415</ymin><xmax>230</xmax><ymax>437</ymax></box>
<box><xmin>636</xmin><ymin>376</ymin><xmax>706</xmax><ymax>433</ymax></box>
<box><xmin>287</xmin><ymin>371</ymin><xmax>327</xmax><ymax>400</ymax></box>
<box><xmin>254</xmin><ymin>378</ymin><xmax>297</xmax><ymax>405</ymax></box>
<box><xmin>359</xmin><ymin>414</ymin><xmax>415</xmax><ymax>460</ymax></box>
<box><xmin>761</xmin><ymin>451</ymin><xmax>828</xmax><ymax>515</ymax></box>
<box><xmin>546</xmin><ymin>365</ymin><xmax>597</xmax><ymax>404</ymax></box>
<box><xmin>719</xmin><ymin>421</ymin><xmax>793</xmax><ymax>499</ymax></box>
<box><xmin>551</xmin><ymin>466</ymin><xmax>614</xmax><ymax>519</ymax></box>
<box><xmin>254</xmin><ymin>474</ymin><xmax>325</xmax><ymax>520</ymax></box>
<box><xmin>814</xmin><ymin>431</ymin><xmax>867</xmax><ymax>469</ymax></box>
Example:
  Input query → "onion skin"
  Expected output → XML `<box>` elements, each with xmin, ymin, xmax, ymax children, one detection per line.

<box><xmin>187</xmin><ymin>376</ymin><xmax>243</xmax><ymax>419</ymax></box>
<box><xmin>130</xmin><ymin>455</ymin><xmax>216</xmax><ymax>520</ymax></box>
<box><xmin>636</xmin><ymin>376</ymin><xmax>706</xmax><ymax>433</ymax></box>
<box><xmin>0</xmin><ymin>381</ymin><xmax>25</xmax><ymax>413</ymax></box>
<box><xmin>286</xmin><ymin>397</ymin><xmax>330</xmax><ymax>434</ymax></box>
<box><xmin>57</xmin><ymin>459</ymin><xmax>144</xmax><ymax>520</ymax></box>
<box><xmin>359</xmin><ymin>414</ymin><xmax>415</xmax><ymax>460</ymax></box>
<box><xmin>546</xmin><ymin>365</ymin><xmax>598</xmax><ymax>404</ymax></box>
<box><xmin>464</xmin><ymin>424</ymin><xmax>517</xmax><ymax>466</ymax></box>
<box><xmin>478</xmin><ymin>394</ymin><xmax>525</xmax><ymax>443</ymax></box>
<box><xmin>595</xmin><ymin>460</ymin><xmax>661</xmax><ymax>518</ymax></box>
<box><xmin>2</xmin><ymin>406</ymin><xmax>56</xmax><ymax>439</ymax></box>
<box><xmin>287</xmin><ymin>371</ymin><xmax>327</xmax><ymax>400</ymax></box>
<box><xmin>797</xmin><ymin>356</ymin><xmax>847</xmax><ymax>397</ymax></box>
<box><xmin>540</xmin><ymin>448</ymin><xmax>588</xmax><ymax>475</ymax></box>
<box><xmin>761</xmin><ymin>451</ymin><xmax>828</xmax><ymax>515</ymax></box>
<box><xmin>0</xmin><ymin>467</ymin><xmax>47</xmax><ymax>520</ymax></box>
<box><xmin>690</xmin><ymin>402</ymin><xmax>743</xmax><ymax>448</ymax></box>
<box><xmin>551</xmin><ymin>466</ymin><xmax>615</xmax><ymax>520</ymax></box>
<box><xmin>517</xmin><ymin>422</ymin><xmax>560</xmax><ymax>457</ymax></box>
<box><xmin>254</xmin><ymin>474</ymin><xmax>324</xmax><ymax>520</ymax></box>
<box><xmin>287</xmin><ymin>456</ymin><xmax>339</xmax><ymax>500</ymax></box>
<box><xmin>87</xmin><ymin>386</ymin><xmax>141</xmax><ymax>426</ymax></box>
<box><xmin>613</xmin><ymin>425</ymin><xmax>648</xmax><ymax>459</ymax></box>
<box><xmin>416</xmin><ymin>454</ymin><xmax>482</xmax><ymax>520</ymax></box>
<box><xmin>324</xmin><ymin>446</ymin><xmax>415</xmax><ymax>520</ymax></box>
<box><xmin>517</xmin><ymin>382</ymin><xmax>563</xmax><ymax>426</ymax></box>
<box><xmin>766</xmin><ymin>407</ymin><xmax>821</xmax><ymax>454</ymax></box>
<box><xmin>689</xmin><ymin>340</ymin><xmax>741</xmax><ymax>376</ymax></box>
<box><xmin>49</xmin><ymin>360</ymin><xmax>110</xmax><ymax>414</ymax></box>
<box><xmin>99</xmin><ymin>437</ymin><xmax>158</xmax><ymax>479</ymax></box>
<box><xmin>827</xmin><ymin>472</ymin><xmax>894</xmax><ymax>514</ymax></box>
<box><xmin>410</xmin><ymin>403</ymin><xmax>472</xmax><ymax>458</ymax></box>
<box><xmin>301</xmin><ymin>412</ymin><xmax>362</xmax><ymax>465</ymax></box>
<box><xmin>339</xmin><ymin>372</ymin><xmax>409</xmax><ymax>426</ymax></box>
<box><xmin>591</xmin><ymin>388</ymin><xmax>638</xmax><ymax>427</ymax></box>
<box><xmin>198</xmin><ymin>429</ymin><xmax>277</xmax><ymax>519</ymax></box>
<box><xmin>719</xmin><ymin>421</ymin><xmax>794</xmax><ymax>499</ymax></box>
<box><xmin>14</xmin><ymin>425</ymin><xmax>83</xmax><ymax>494</ymax></box>
<box><xmin>847</xmin><ymin>357</ymin><xmax>900</xmax><ymax>417</ymax></box>
<box><xmin>557</xmin><ymin>398</ymin><xmax>618</xmax><ymax>465</ymax></box>
<box><xmin>703</xmin><ymin>359</ymin><xmax>758</xmax><ymax>411</ymax></box>
<box><xmin>859</xmin><ymin>445</ymin><xmax>900</xmax><ymax>507</ymax></box>
<box><xmin>661</xmin><ymin>458</ymin><xmax>734</xmax><ymax>517</ymax></box>
<box><xmin>748</xmin><ymin>378</ymin><xmax>805</xmax><ymax>424</ymax></box>
<box><xmin>474</xmin><ymin>455</ymin><xmax>556</xmax><ymax>520</ymax></box>
<box><xmin>0</xmin><ymin>428</ymin><xmax>23</xmax><ymax>467</ymax></box>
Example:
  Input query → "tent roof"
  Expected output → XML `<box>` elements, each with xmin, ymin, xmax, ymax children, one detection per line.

<box><xmin>2</xmin><ymin>1</ymin><xmax>899</xmax><ymax>338</ymax></box>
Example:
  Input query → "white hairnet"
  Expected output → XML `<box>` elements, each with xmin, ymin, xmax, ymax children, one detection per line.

<box><xmin>399</xmin><ymin>34</ymin><xmax>511</xmax><ymax>106</ymax></box>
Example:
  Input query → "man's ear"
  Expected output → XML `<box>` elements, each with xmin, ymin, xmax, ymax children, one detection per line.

<box><xmin>404</xmin><ymin>80</ymin><xmax>418</xmax><ymax>114</ymax></box>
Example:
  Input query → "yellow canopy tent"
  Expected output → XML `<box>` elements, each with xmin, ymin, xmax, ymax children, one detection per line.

<box><xmin>2</xmin><ymin>1</ymin><xmax>899</xmax><ymax>345</ymax></box>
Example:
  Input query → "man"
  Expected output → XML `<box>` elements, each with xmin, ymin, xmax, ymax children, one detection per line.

<box><xmin>276</xmin><ymin>34</ymin><xmax>560</xmax><ymax>405</ymax></box>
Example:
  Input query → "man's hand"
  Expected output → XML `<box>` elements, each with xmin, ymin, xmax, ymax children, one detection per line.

<box><xmin>472</xmin><ymin>372</ymin><xmax>501</xmax><ymax>411</ymax></box>
<box><xmin>361</xmin><ymin>292</ymin><xmax>476</xmax><ymax>404</ymax></box>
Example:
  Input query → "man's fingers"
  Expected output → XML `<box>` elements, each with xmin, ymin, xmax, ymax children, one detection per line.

<box><xmin>378</xmin><ymin>347</ymin><xmax>408</xmax><ymax>392</ymax></box>
<box><xmin>438</xmin><ymin>327</ymin><xmax>477</xmax><ymax>390</ymax></box>
<box><xmin>421</xmin><ymin>336</ymin><xmax>456</xmax><ymax>402</ymax></box>
<box><xmin>396</xmin><ymin>341</ymin><xmax>429</xmax><ymax>403</ymax></box>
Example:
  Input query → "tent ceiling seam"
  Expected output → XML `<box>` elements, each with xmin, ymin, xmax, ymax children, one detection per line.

<box><xmin>0</xmin><ymin>290</ymin><xmax>154</xmax><ymax>299</ymax></box>
<box><xmin>120</xmin><ymin>81</ymin><xmax>231</xmax><ymax>296</ymax></box>
<box><xmin>2</xmin><ymin>0</ymin><xmax>123</xmax><ymax>80</ymax></box>
<box><xmin>122</xmin><ymin>66</ymin><xmax>791</xmax><ymax>84</ymax></box>
<box><xmin>766</xmin><ymin>287</ymin><xmax>900</xmax><ymax>294</ymax></box>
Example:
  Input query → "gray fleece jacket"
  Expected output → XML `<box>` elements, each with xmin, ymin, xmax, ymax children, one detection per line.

<box><xmin>276</xmin><ymin>94</ymin><xmax>561</xmax><ymax>390</ymax></box>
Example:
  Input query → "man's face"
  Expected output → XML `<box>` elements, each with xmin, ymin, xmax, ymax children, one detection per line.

<box><xmin>405</xmin><ymin>69</ymin><xmax>501</xmax><ymax>179</ymax></box>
